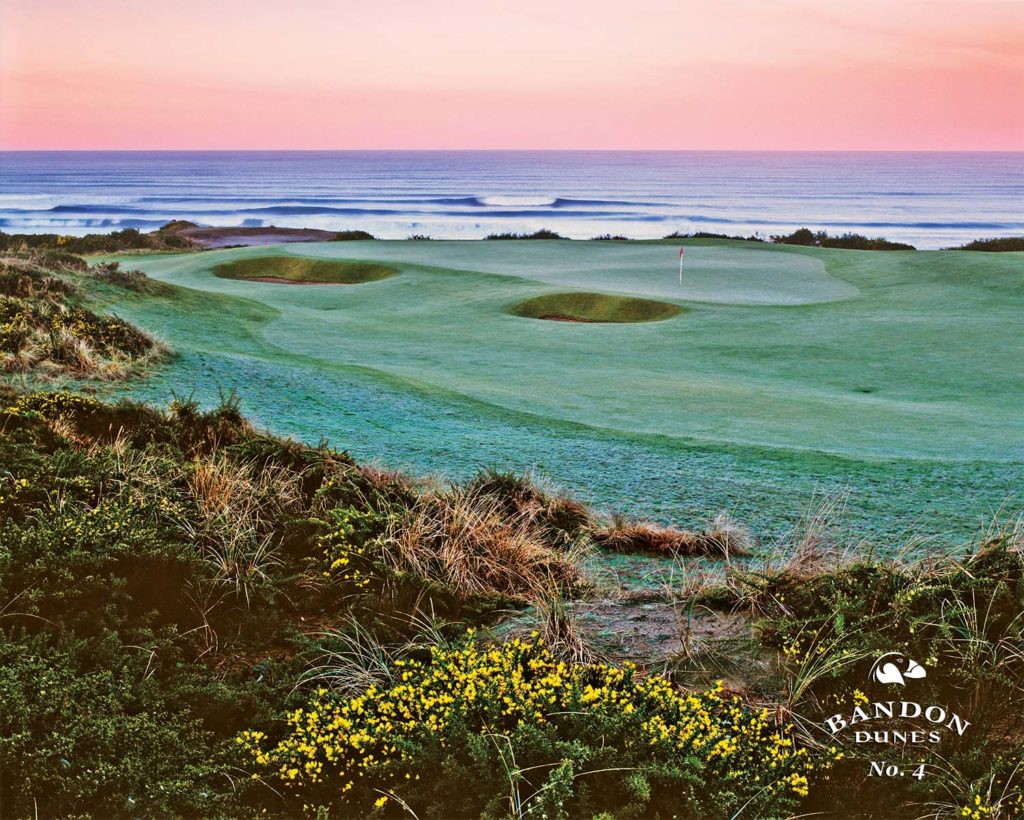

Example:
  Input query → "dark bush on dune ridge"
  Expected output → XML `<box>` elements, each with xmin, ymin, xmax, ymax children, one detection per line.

<box><xmin>771</xmin><ymin>228</ymin><xmax>915</xmax><ymax>250</ymax></box>
<box><xmin>949</xmin><ymin>236</ymin><xmax>1024</xmax><ymax>252</ymax></box>
<box><xmin>0</xmin><ymin>228</ymin><xmax>193</xmax><ymax>254</ymax></box>
<box><xmin>330</xmin><ymin>229</ymin><xmax>377</xmax><ymax>241</ymax></box>
<box><xmin>663</xmin><ymin>230</ymin><xmax>765</xmax><ymax>242</ymax></box>
<box><xmin>485</xmin><ymin>228</ymin><xmax>566</xmax><ymax>240</ymax></box>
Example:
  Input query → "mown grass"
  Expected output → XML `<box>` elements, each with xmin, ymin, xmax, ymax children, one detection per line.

<box><xmin>511</xmin><ymin>291</ymin><xmax>684</xmax><ymax>323</ymax></box>
<box><xmin>212</xmin><ymin>255</ymin><xmax>398</xmax><ymax>284</ymax></box>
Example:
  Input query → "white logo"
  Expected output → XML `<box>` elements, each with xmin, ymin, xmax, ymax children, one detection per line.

<box><xmin>869</xmin><ymin>653</ymin><xmax>927</xmax><ymax>686</ymax></box>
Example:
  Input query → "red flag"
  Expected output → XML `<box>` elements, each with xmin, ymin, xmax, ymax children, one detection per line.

<box><xmin>679</xmin><ymin>246</ymin><xmax>684</xmax><ymax>257</ymax></box>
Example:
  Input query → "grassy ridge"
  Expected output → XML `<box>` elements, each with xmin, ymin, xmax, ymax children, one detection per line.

<box><xmin>511</xmin><ymin>291</ymin><xmax>684</xmax><ymax>323</ymax></box>
<box><xmin>212</xmin><ymin>255</ymin><xmax>398</xmax><ymax>284</ymax></box>
<box><xmin>0</xmin><ymin>251</ymin><xmax>167</xmax><ymax>379</ymax></box>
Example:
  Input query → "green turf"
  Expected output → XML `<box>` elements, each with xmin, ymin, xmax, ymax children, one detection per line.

<box><xmin>96</xmin><ymin>239</ymin><xmax>1024</xmax><ymax>544</ymax></box>
<box><xmin>211</xmin><ymin>255</ymin><xmax>397</xmax><ymax>284</ymax></box>
<box><xmin>511</xmin><ymin>291</ymin><xmax>683</xmax><ymax>323</ymax></box>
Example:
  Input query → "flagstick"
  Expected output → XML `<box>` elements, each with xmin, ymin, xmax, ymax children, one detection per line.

<box><xmin>678</xmin><ymin>249</ymin><xmax>683</xmax><ymax>285</ymax></box>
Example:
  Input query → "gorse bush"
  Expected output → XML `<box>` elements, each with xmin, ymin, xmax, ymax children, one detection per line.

<box><xmin>0</xmin><ymin>227</ymin><xmax>193</xmax><ymax>253</ymax></box>
<box><xmin>0</xmin><ymin>391</ymin><xmax>605</xmax><ymax>817</ymax></box>
<box><xmin>240</xmin><ymin>633</ymin><xmax>820</xmax><ymax>818</ymax></box>
<box><xmin>722</xmin><ymin>529</ymin><xmax>1024</xmax><ymax>817</ymax></box>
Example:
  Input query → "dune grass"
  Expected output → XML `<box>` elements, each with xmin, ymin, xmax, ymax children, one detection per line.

<box><xmin>211</xmin><ymin>255</ymin><xmax>397</xmax><ymax>284</ymax></box>
<box><xmin>511</xmin><ymin>290</ymin><xmax>684</xmax><ymax>323</ymax></box>
<box><xmin>0</xmin><ymin>252</ymin><xmax>166</xmax><ymax>379</ymax></box>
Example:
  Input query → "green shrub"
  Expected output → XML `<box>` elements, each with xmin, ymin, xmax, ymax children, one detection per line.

<box><xmin>240</xmin><ymin>634</ymin><xmax>820</xmax><ymax>818</ymax></box>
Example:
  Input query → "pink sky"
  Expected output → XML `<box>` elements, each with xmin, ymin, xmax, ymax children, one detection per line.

<box><xmin>1</xmin><ymin>0</ymin><xmax>1021</xmax><ymax>150</ymax></box>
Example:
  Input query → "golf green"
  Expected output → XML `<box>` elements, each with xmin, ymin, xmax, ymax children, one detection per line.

<box><xmin>99</xmin><ymin>239</ymin><xmax>1023</xmax><ymax>545</ymax></box>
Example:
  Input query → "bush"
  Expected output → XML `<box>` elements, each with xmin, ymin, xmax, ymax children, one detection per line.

<box><xmin>240</xmin><ymin>634</ymin><xmax>819</xmax><ymax>818</ymax></box>
<box><xmin>0</xmin><ymin>637</ymin><xmax>229</xmax><ymax>818</ymax></box>
<box><xmin>0</xmin><ymin>228</ymin><xmax>193</xmax><ymax>254</ymax></box>
<box><xmin>770</xmin><ymin>229</ymin><xmax>915</xmax><ymax>250</ymax></box>
<box><xmin>950</xmin><ymin>237</ymin><xmax>1024</xmax><ymax>252</ymax></box>
<box><xmin>484</xmin><ymin>229</ymin><xmax>566</xmax><ymax>240</ymax></box>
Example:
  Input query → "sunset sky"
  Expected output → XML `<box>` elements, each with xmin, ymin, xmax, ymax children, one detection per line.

<box><xmin>1</xmin><ymin>0</ymin><xmax>1021</xmax><ymax>150</ymax></box>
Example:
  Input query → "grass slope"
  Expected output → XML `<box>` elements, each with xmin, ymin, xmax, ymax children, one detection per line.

<box><xmin>212</xmin><ymin>255</ymin><xmax>397</xmax><ymax>284</ymax></box>
<box><xmin>511</xmin><ymin>290</ymin><xmax>684</xmax><ymax>323</ymax></box>
<box><xmin>103</xmin><ymin>240</ymin><xmax>1024</xmax><ymax>543</ymax></box>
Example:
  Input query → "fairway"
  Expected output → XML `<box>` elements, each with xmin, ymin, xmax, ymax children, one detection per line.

<box><xmin>103</xmin><ymin>239</ymin><xmax>1024</xmax><ymax>543</ymax></box>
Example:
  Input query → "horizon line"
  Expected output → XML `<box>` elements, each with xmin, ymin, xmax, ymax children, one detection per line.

<box><xmin>2</xmin><ymin>147</ymin><xmax>1023</xmax><ymax>154</ymax></box>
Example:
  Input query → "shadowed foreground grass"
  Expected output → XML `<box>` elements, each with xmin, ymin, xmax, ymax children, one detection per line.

<box><xmin>212</xmin><ymin>255</ymin><xmax>398</xmax><ymax>284</ymax></box>
<box><xmin>511</xmin><ymin>290</ymin><xmax>684</xmax><ymax>323</ymax></box>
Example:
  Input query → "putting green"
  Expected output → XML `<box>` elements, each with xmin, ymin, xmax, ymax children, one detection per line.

<box><xmin>98</xmin><ymin>239</ymin><xmax>1024</xmax><ymax>543</ymax></box>
<box><xmin>511</xmin><ymin>292</ymin><xmax>683</xmax><ymax>323</ymax></box>
<box><xmin>212</xmin><ymin>255</ymin><xmax>397</xmax><ymax>284</ymax></box>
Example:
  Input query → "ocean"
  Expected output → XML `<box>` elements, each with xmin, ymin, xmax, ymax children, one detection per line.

<box><xmin>1</xmin><ymin>151</ymin><xmax>1021</xmax><ymax>249</ymax></box>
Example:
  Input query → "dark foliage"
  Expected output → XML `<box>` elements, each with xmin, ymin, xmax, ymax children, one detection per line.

<box><xmin>770</xmin><ymin>228</ymin><xmax>916</xmax><ymax>250</ymax></box>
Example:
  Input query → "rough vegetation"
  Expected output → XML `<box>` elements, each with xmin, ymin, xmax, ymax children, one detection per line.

<box><xmin>0</xmin><ymin>227</ymin><xmax>195</xmax><ymax>254</ymax></box>
<box><xmin>1</xmin><ymin>388</ymin><xmax>1020</xmax><ymax>818</ymax></box>
<box><xmin>485</xmin><ymin>229</ymin><xmax>567</xmax><ymax>240</ymax></box>
<box><xmin>0</xmin><ymin>251</ymin><xmax>166</xmax><ymax>379</ymax></box>
<box><xmin>331</xmin><ymin>230</ymin><xmax>378</xmax><ymax>241</ymax></box>
<box><xmin>950</xmin><ymin>237</ymin><xmax>1024</xmax><ymax>252</ymax></box>
<box><xmin>770</xmin><ymin>228</ymin><xmax>916</xmax><ymax>250</ymax></box>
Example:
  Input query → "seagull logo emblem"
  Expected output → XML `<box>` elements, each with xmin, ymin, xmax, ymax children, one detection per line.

<box><xmin>869</xmin><ymin>653</ymin><xmax>928</xmax><ymax>686</ymax></box>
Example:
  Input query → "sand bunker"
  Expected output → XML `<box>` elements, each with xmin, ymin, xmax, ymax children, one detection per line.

<box><xmin>212</xmin><ymin>256</ymin><xmax>397</xmax><ymax>284</ymax></box>
<box><xmin>511</xmin><ymin>291</ymin><xmax>684</xmax><ymax>323</ymax></box>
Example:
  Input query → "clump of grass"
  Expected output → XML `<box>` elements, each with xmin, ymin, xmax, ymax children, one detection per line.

<box><xmin>382</xmin><ymin>484</ymin><xmax>589</xmax><ymax>602</ymax></box>
<box><xmin>0</xmin><ymin>294</ymin><xmax>165</xmax><ymax>379</ymax></box>
<box><xmin>534</xmin><ymin>592</ymin><xmax>598</xmax><ymax>665</ymax></box>
<box><xmin>88</xmin><ymin>260</ymin><xmax>174</xmax><ymax>294</ymax></box>
<box><xmin>595</xmin><ymin>512</ymin><xmax>750</xmax><ymax>559</ymax></box>
<box><xmin>181</xmin><ymin>454</ymin><xmax>305</xmax><ymax>605</ymax></box>
<box><xmin>464</xmin><ymin>468</ymin><xmax>593</xmax><ymax>549</ymax></box>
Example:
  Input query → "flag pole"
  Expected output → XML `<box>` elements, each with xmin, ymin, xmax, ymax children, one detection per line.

<box><xmin>678</xmin><ymin>245</ymin><xmax>684</xmax><ymax>285</ymax></box>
